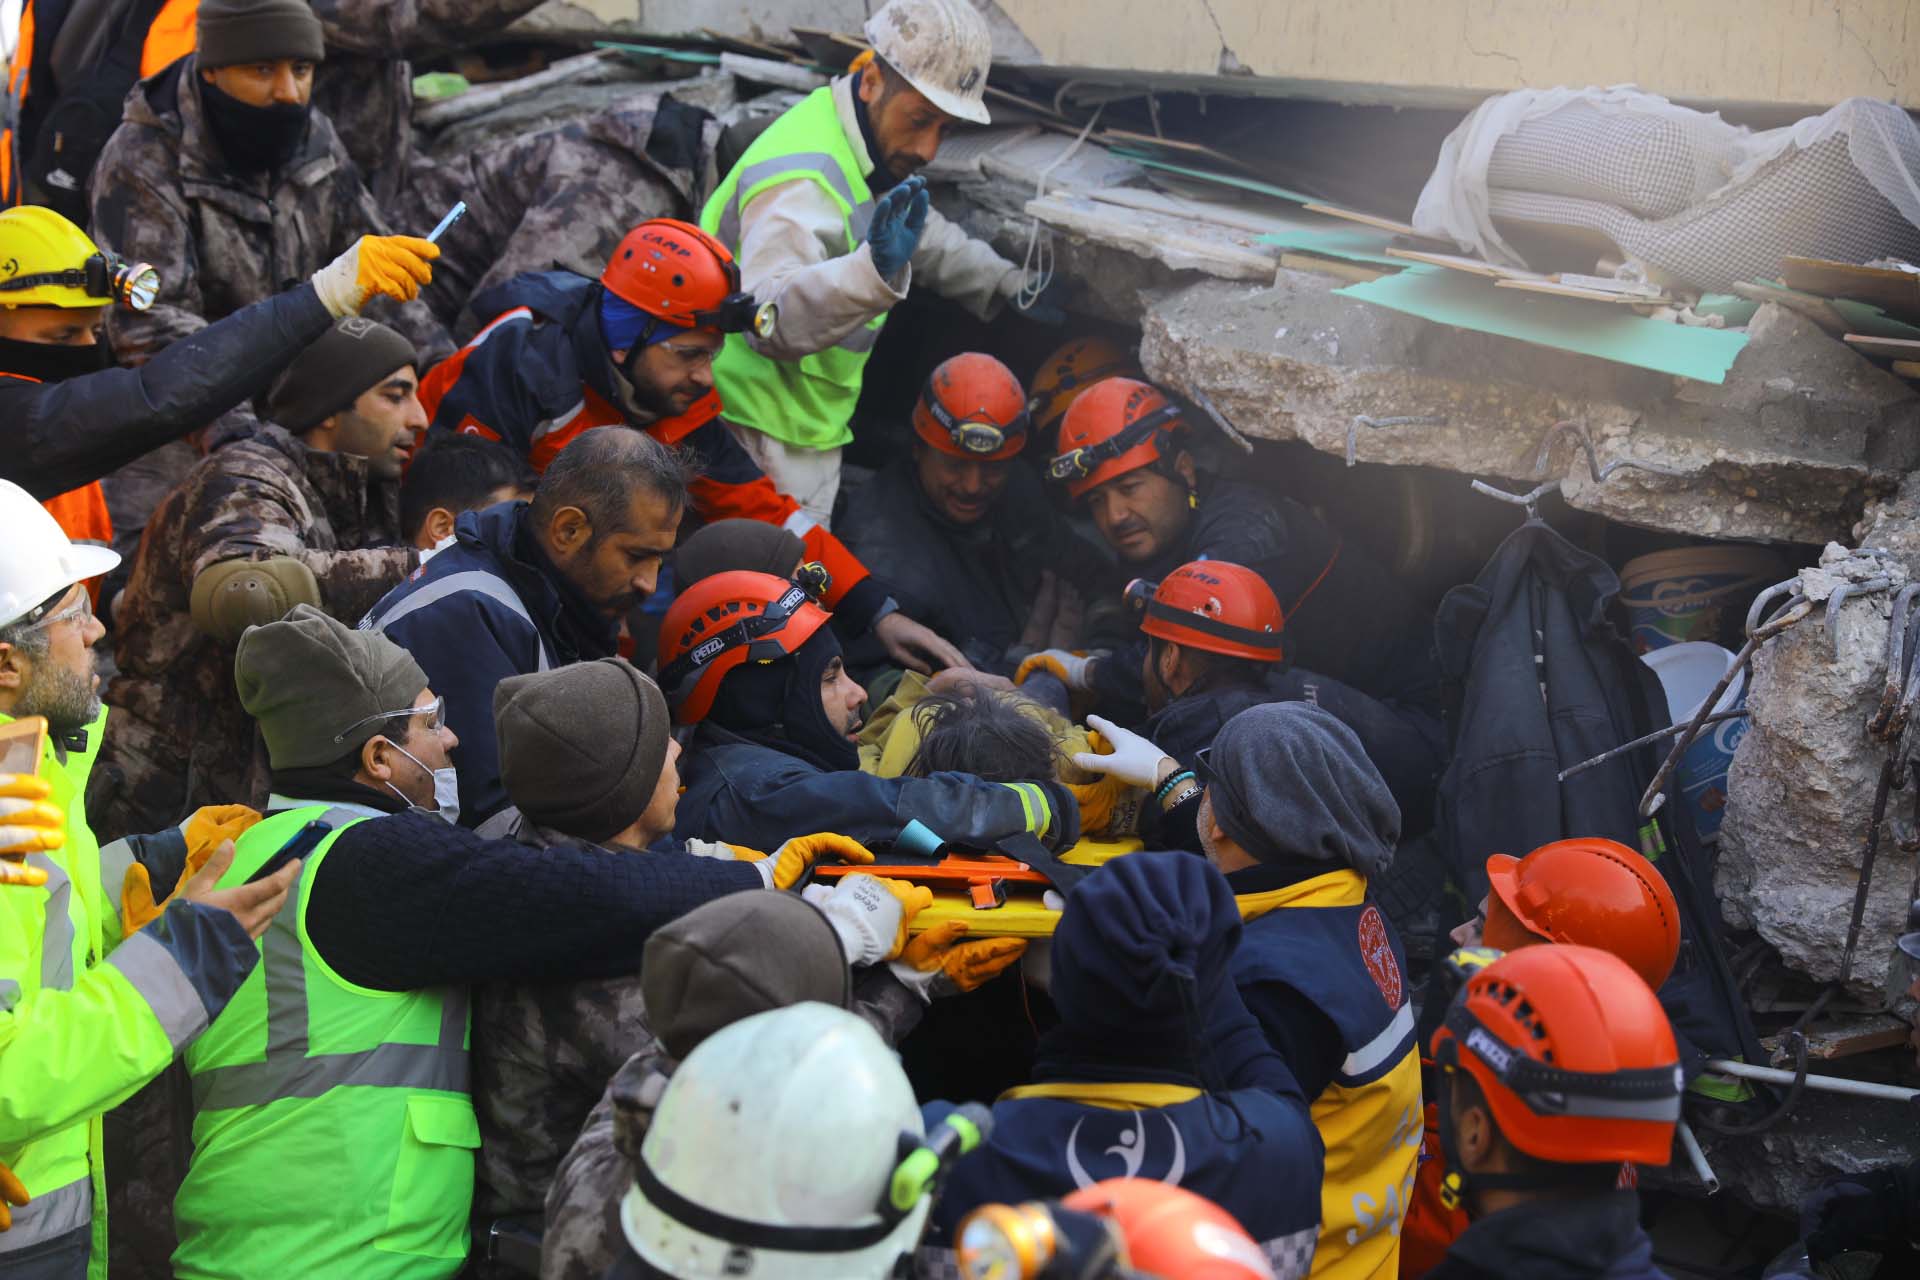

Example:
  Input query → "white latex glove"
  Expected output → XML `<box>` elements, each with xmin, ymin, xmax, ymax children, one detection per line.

<box><xmin>1071</xmin><ymin>715</ymin><xmax>1178</xmax><ymax>790</ymax></box>
<box><xmin>810</xmin><ymin>873</ymin><xmax>929</xmax><ymax>966</ymax></box>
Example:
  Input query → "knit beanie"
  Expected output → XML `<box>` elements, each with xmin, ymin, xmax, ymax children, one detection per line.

<box><xmin>492</xmin><ymin>658</ymin><xmax>671</xmax><ymax>845</ymax></box>
<box><xmin>234</xmin><ymin>603</ymin><xmax>427</xmax><ymax>768</ymax></box>
<box><xmin>671</xmin><ymin>518</ymin><xmax>805</xmax><ymax>587</ymax></box>
<box><xmin>196</xmin><ymin>0</ymin><xmax>325</xmax><ymax>68</ymax></box>
<box><xmin>641</xmin><ymin>890</ymin><xmax>851</xmax><ymax>1061</ymax></box>
<box><xmin>1049</xmin><ymin>852</ymin><xmax>1241</xmax><ymax>1045</ymax></box>
<box><xmin>266</xmin><ymin>317</ymin><xmax>416</xmax><ymax>434</ymax></box>
<box><xmin>1207</xmin><ymin>702</ymin><xmax>1400</xmax><ymax>879</ymax></box>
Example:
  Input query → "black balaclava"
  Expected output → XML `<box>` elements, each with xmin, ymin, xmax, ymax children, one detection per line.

<box><xmin>708</xmin><ymin>627</ymin><xmax>859</xmax><ymax>771</ymax></box>
<box><xmin>199</xmin><ymin>77</ymin><xmax>310</xmax><ymax>175</ymax></box>
<box><xmin>0</xmin><ymin>335</ymin><xmax>111</xmax><ymax>383</ymax></box>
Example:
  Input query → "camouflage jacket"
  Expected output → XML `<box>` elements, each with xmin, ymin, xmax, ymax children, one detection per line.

<box><xmin>97</xmin><ymin>426</ymin><xmax>413</xmax><ymax>834</ymax></box>
<box><xmin>89</xmin><ymin>55</ymin><xmax>450</xmax><ymax>448</ymax></box>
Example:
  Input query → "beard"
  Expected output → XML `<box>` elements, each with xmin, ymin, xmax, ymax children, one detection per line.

<box><xmin>18</xmin><ymin>658</ymin><xmax>100</xmax><ymax>736</ymax></box>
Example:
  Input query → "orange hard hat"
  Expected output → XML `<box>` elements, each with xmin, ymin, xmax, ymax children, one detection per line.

<box><xmin>1132</xmin><ymin>560</ymin><xmax>1284</xmax><ymax>664</ymax></box>
<box><xmin>1431</xmin><ymin>945</ymin><xmax>1682</xmax><ymax>1169</ymax></box>
<box><xmin>913</xmin><ymin>352</ymin><xmax>1029</xmax><ymax>461</ymax></box>
<box><xmin>656</xmin><ymin>571</ymin><xmax>830</xmax><ymax>722</ymax></box>
<box><xmin>1061</xmin><ymin>1180</ymin><xmax>1274</xmax><ymax>1280</ymax></box>
<box><xmin>600</xmin><ymin>218</ymin><xmax>772</xmax><ymax>336</ymax></box>
<box><xmin>1047</xmin><ymin>377</ymin><xmax>1187</xmax><ymax>500</ymax></box>
<box><xmin>1029</xmin><ymin>336</ymin><xmax>1138</xmax><ymax>436</ymax></box>
<box><xmin>1483</xmin><ymin>838</ymin><xmax>1682</xmax><ymax>990</ymax></box>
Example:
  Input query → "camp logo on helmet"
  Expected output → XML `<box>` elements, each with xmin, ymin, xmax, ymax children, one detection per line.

<box><xmin>1063</xmin><ymin>1112</ymin><xmax>1187</xmax><ymax>1190</ymax></box>
<box><xmin>1465</xmin><ymin>1027</ymin><xmax>1514</xmax><ymax>1074</ymax></box>
<box><xmin>1357</xmin><ymin>905</ymin><xmax>1404</xmax><ymax>1009</ymax></box>
<box><xmin>639</xmin><ymin>229</ymin><xmax>692</xmax><ymax>258</ymax></box>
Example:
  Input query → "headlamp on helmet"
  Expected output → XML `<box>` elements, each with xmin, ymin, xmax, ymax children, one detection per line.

<box><xmin>0</xmin><ymin>251</ymin><xmax>160</xmax><ymax>311</ymax></box>
<box><xmin>1045</xmin><ymin>402</ymin><xmax>1182</xmax><ymax>482</ymax></box>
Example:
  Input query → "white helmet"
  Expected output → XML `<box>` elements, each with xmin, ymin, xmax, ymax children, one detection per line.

<box><xmin>622</xmin><ymin>1002</ymin><xmax>982</xmax><ymax>1279</ymax></box>
<box><xmin>0</xmin><ymin>479</ymin><xmax>118</xmax><ymax>628</ymax></box>
<box><xmin>863</xmin><ymin>0</ymin><xmax>993</xmax><ymax>126</ymax></box>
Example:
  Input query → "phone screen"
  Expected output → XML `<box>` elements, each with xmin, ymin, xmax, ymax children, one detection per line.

<box><xmin>0</xmin><ymin>716</ymin><xmax>47</xmax><ymax>777</ymax></box>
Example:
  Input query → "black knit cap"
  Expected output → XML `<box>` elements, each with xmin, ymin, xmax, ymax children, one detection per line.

<box><xmin>266</xmin><ymin>317</ymin><xmax>415</xmax><ymax>434</ymax></box>
<box><xmin>196</xmin><ymin>0</ymin><xmax>325</xmax><ymax>67</ymax></box>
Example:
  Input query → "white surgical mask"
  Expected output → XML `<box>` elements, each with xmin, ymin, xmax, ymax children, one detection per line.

<box><xmin>384</xmin><ymin>741</ymin><xmax>461</xmax><ymax>826</ymax></box>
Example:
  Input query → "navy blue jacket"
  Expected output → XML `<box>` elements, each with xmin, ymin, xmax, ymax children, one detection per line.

<box><xmin>1428</xmin><ymin>1192</ymin><xmax>1670</xmax><ymax>1280</ymax></box>
<box><xmin>361</xmin><ymin>501</ymin><xmax>617</xmax><ymax>825</ymax></box>
<box><xmin>674</xmin><ymin>722</ymin><xmax>1074</xmax><ymax>853</ymax></box>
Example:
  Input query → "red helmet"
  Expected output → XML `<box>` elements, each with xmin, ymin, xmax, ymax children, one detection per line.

<box><xmin>1029</xmin><ymin>337</ymin><xmax>1138</xmax><ymax>436</ymax></box>
<box><xmin>601</xmin><ymin>219</ymin><xmax>773</xmax><ymax>337</ymax></box>
<box><xmin>1483</xmin><ymin>838</ymin><xmax>1683</xmax><ymax>991</ymax></box>
<box><xmin>1431</xmin><ymin>945</ymin><xmax>1681</xmax><ymax>1171</ymax></box>
<box><xmin>1131</xmin><ymin>561</ymin><xmax>1283</xmax><ymax>663</ymax></box>
<box><xmin>1061</xmin><ymin>1180</ymin><xmax>1274</xmax><ymax>1280</ymax></box>
<box><xmin>657</xmin><ymin>571</ymin><xmax>830</xmax><ymax>722</ymax></box>
<box><xmin>1047</xmin><ymin>377</ymin><xmax>1187</xmax><ymax>500</ymax></box>
<box><xmin>913</xmin><ymin>353</ymin><xmax>1029</xmax><ymax>462</ymax></box>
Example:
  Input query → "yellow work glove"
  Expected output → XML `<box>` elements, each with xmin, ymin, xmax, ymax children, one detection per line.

<box><xmin>0</xmin><ymin>773</ymin><xmax>63</xmax><ymax>859</ymax></box>
<box><xmin>1014</xmin><ymin>648</ymin><xmax>1098</xmax><ymax>692</ymax></box>
<box><xmin>0</xmin><ymin>1158</ymin><xmax>28</xmax><ymax>1230</ymax></box>
<box><xmin>892</xmin><ymin>920</ymin><xmax>1029</xmax><ymax>998</ymax></box>
<box><xmin>121</xmin><ymin>805</ymin><xmax>263</xmax><ymax>936</ymax></box>
<box><xmin>756</xmin><ymin>832</ymin><xmax>875</xmax><ymax>891</ymax></box>
<box><xmin>807</xmin><ymin>874</ymin><xmax>933</xmax><ymax>966</ymax></box>
<box><xmin>310</xmin><ymin>234</ymin><xmax>439</xmax><ymax>317</ymax></box>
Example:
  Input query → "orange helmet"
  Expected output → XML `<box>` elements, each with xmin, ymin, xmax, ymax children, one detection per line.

<box><xmin>601</xmin><ymin>218</ymin><xmax>773</xmax><ymax>337</ymax></box>
<box><xmin>1061</xmin><ymin>1180</ymin><xmax>1274</xmax><ymax>1280</ymax></box>
<box><xmin>913</xmin><ymin>353</ymin><xmax>1029</xmax><ymax>462</ymax></box>
<box><xmin>1029</xmin><ymin>337</ymin><xmax>1138</xmax><ymax>436</ymax></box>
<box><xmin>1431</xmin><ymin>945</ymin><xmax>1681</xmax><ymax>1178</ymax></box>
<box><xmin>657</xmin><ymin>571</ymin><xmax>830</xmax><ymax>722</ymax></box>
<box><xmin>1130</xmin><ymin>561</ymin><xmax>1283</xmax><ymax>663</ymax></box>
<box><xmin>1047</xmin><ymin>377</ymin><xmax>1187</xmax><ymax>500</ymax></box>
<box><xmin>1483</xmin><ymin>839</ymin><xmax>1682</xmax><ymax>991</ymax></box>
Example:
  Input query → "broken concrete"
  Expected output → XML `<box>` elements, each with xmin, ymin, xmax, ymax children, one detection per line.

<box><xmin>1674</xmin><ymin>1092</ymin><xmax>1920</xmax><ymax>1214</ymax></box>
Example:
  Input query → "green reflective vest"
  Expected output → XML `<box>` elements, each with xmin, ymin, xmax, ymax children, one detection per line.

<box><xmin>173</xmin><ymin>804</ymin><xmax>475</xmax><ymax>1280</ymax></box>
<box><xmin>701</xmin><ymin>84</ymin><xmax>881</xmax><ymax>451</ymax></box>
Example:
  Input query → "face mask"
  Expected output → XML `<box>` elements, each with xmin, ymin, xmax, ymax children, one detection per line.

<box><xmin>383</xmin><ymin>740</ymin><xmax>461</xmax><ymax>826</ymax></box>
<box><xmin>0</xmin><ymin>332</ymin><xmax>112</xmax><ymax>383</ymax></box>
<box><xmin>198</xmin><ymin>77</ymin><xmax>310</xmax><ymax>175</ymax></box>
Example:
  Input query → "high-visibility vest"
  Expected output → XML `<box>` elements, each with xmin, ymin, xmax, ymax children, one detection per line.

<box><xmin>2</xmin><ymin>0</ymin><xmax>199</xmax><ymax>204</ymax></box>
<box><xmin>1236</xmin><ymin>871</ymin><xmax>1425</xmax><ymax>1280</ymax></box>
<box><xmin>173</xmin><ymin>804</ymin><xmax>476</xmax><ymax>1280</ymax></box>
<box><xmin>699</xmin><ymin>84</ymin><xmax>881</xmax><ymax>452</ymax></box>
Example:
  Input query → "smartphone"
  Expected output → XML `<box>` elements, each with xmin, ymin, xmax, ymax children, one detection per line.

<box><xmin>243</xmin><ymin>821</ymin><xmax>331</xmax><ymax>885</ymax></box>
<box><xmin>0</xmin><ymin>716</ymin><xmax>47</xmax><ymax>777</ymax></box>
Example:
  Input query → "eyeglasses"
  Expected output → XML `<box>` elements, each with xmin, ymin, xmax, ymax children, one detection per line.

<box><xmin>332</xmin><ymin>695</ymin><xmax>446</xmax><ymax>745</ymax></box>
<box><xmin>658</xmin><ymin>342</ymin><xmax>719</xmax><ymax>368</ymax></box>
<box><xmin>20</xmin><ymin>587</ymin><xmax>93</xmax><ymax>633</ymax></box>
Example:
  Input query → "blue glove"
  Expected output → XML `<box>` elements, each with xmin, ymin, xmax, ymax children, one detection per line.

<box><xmin>1014</xmin><ymin>276</ymin><xmax>1070</xmax><ymax>326</ymax></box>
<box><xmin>866</xmin><ymin>174</ymin><xmax>929</xmax><ymax>281</ymax></box>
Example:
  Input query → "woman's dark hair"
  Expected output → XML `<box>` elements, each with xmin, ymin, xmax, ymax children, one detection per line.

<box><xmin>903</xmin><ymin>690</ymin><xmax>1062</xmax><ymax>783</ymax></box>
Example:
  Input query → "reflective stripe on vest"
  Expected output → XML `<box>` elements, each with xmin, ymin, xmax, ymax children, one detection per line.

<box><xmin>370</xmin><ymin>570</ymin><xmax>553</xmax><ymax>672</ymax></box>
<box><xmin>0</xmin><ymin>1173</ymin><xmax>89</xmax><ymax>1256</ymax></box>
<box><xmin>27</xmin><ymin>850</ymin><xmax>74</xmax><ymax>991</ymax></box>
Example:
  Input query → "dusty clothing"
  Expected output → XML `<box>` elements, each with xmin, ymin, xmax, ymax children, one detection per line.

<box><xmin>89</xmin><ymin>55</ymin><xmax>450</xmax><ymax>452</ymax></box>
<box><xmin>93</xmin><ymin>426</ymin><xmax>413</xmax><ymax>838</ymax></box>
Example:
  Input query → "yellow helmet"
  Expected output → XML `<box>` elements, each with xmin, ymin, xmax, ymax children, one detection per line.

<box><xmin>0</xmin><ymin>205</ymin><xmax>159</xmax><ymax>310</ymax></box>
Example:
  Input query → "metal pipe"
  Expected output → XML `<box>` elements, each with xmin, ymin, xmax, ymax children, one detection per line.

<box><xmin>1558</xmin><ymin>709</ymin><xmax>1749</xmax><ymax>782</ymax></box>
<box><xmin>1702</xmin><ymin>1058</ymin><xmax>1920</xmax><ymax>1103</ymax></box>
<box><xmin>1188</xmin><ymin>386</ymin><xmax>1256</xmax><ymax>455</ymax></box>
<box><xmin>1674</xmin><ymin>1118</ymin><xmax>1718</xmax><ymax>1195</ymax></box>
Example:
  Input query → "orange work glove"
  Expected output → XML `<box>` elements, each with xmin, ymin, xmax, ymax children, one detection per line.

<box><xmin>892</xmin><ymin>920</ymin><xmax>1029</xmax><ymax>998</ymax></box>
<box><xmin>756</xmin><ymin>833</ymin><xmax>875</xmax><ymax>891</ymax></box>
<box><xmin>310</xmin><ymin>234</ymin><xmax>439</xmax><ymax>316</ymax></box>
<box><xmin>122</xmin><ymin>805</ymin><xmax>263</xmax><ymax>935</ymax></box>
<box><xmin>0</xmin><ymin>1158</ymin><xmax>28</xmax><ymax>1230</ymax></box>
<box><xmin>1014</xmin><ymin>649</ymin><xmax>1098</xmax><ymax>692</ymax></box>
<box><xmin>0</xmin><ymin>774</ymin><xmax>63</xmax><ymax>859</ymax></box>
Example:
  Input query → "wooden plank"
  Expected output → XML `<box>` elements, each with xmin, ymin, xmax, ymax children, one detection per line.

<box><xmin>1782</xmin><ymin>256</ymin><xmax>1920</xmax><ymax>321</ymax></box>
<box><xmin>1730</xmin><ymin>281</ymin><xmax>1850</xmax><ymax>334</ymax></box>
<box><xmin>1845</xmin><ymin>333</ymin><xmax>1920</xmax><ymax>361</ymax></box>
<box><xmin>1280</xmin><ymin>252</ymin><xmax>1391</xmax><ymax>284</ymax></box>
<box><xmin>1303</xmin><ymin>201</ymin><xmax>1449</xmax><ymax>244</ymax></box>
<box><xmin>1385</xmin><ymin>247</ymin><xmax>1545</xmax><ymax>282</ymax></box>
<box><xmin>1760</xmin><ymin>1015</ymin><xmax>1912</xmax><ymax>1061</ymax></box>
<box><xmin>1496</xmin><ymin>277</ymin><xmax>1676</xmax><ymax>306</ymax></box>
<box><xmin>1893</xmin><ymin>360</ymin><xmax>1920</xmax><ymax>379</ymax></box>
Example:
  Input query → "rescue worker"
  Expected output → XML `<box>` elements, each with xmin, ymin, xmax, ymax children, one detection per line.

<box><xmin>94</xmin><ymin>317</ymin><xmax>427</xmax><ymax>840</ymax></box>
<box><xmin>618</xmin><ymin>1003</ymin><xmax>985</xmax><ymax>1279</ymax></box>
<box><xmin>363</xmin><ymin>426</ymin><xmax>689</xmax><ymax>826</ymax></box>
<box><xmin>0</xmin><ymin>204</ymin><xmax>437</xmax><ymax>560</ymax></box>
<box><xmin>1127</xmin><ymin>560</ymin><xmax>1444</xmax><ymax>834</ymax></box>
<box><xmin>1026</xmin><ymin>377</ymin><xmax>1430</xmax><ymax>711</ymax></box>
<box><xmin>698</xmin><ymin>0</ymin><xmax>1052</xmax><ymax>525</ymax></box>
<box><xmin>923</xmin><ymin>851</ymin><xmax>1325</xmax><ymax>1278</ymax></box>
<box><xmin>0</xmin><ymin>480</ymin><xmax>296</xmax><ymax>1280</ymax></box>
<box><xmin>174</xmin><ymin>605</ymin><xmax>860</xmax><ymax>1280</ymax></box>
<box><xmin>470</xmin><ymin>657</ymin><xmax>931</xmax><ymax>1243</ymax></box>
<box><xmin>1026</xmin><ymin>334</ymin><xmax>1140</xmax><ymax>452</ymax></box>
<box><xmin>1195</xmin><ymin>702</ymin><xmax>1422</xmax><ymax>1280</ymax></box>
<box><xmin>399</xmin><ymin>433</ymin><xmax>536</xmax><ymax>554</ymax></box>
<box><xmin>89</xmin><ymin>0</ymin><xmax>452</xmax><ymax>468</ymax></box>
<box><xmin>1426</xmin><ymin>945</ymin><xmax>1682</xmax><ymax>1280</ymax></box>
<box><xmin>660</xmin><ymin>569</ymin><xmax>1080</xmax><ymax>865</ymax></box>
<box><xmin>837</xmin><ymin>352</ymin><xmax>1124</xmax><ymax>671</ymax></box>
<box><xmin>420</xmin><ymin>216</ymin><xmax>965</xmax><ymax>674</ymax></box>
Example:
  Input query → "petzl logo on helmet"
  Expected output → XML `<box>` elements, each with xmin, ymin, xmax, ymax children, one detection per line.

<box><xmin>1465</xmin><ymin>1027</ymin><xmax>1513</xmax><ymax>1074</ymax></box>
<box><xmin>1063</xmin><ymin>1111</ymin><xmax>1187</xmax><ymax>1190</ymax></box>
<box><xmin>1358</xmin><ymin>905</ymin><xmax>1404</xmax><ymax>1009</ymax></box>
<box><xmin>690</xmin><ymin>636</ymin><xmax>727</xmax><ymax>666</ymax></box>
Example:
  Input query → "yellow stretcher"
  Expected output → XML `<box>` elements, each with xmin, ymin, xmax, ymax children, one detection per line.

<box><xmin>815</xmin><ymin>837</ymin><xmax>1145</xmax><ymax>938</ymax></box>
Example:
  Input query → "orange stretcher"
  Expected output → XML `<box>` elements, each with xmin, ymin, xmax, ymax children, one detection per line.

<box><xmin>812</xmin><ymin>837</ymin><xmax>1143</xmax><ymax>938</ymax></box>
